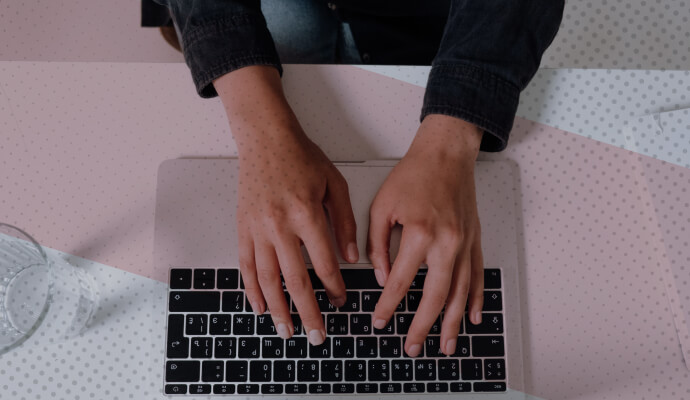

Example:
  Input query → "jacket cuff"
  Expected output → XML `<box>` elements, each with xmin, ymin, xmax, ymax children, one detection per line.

<box><xmin>421</xmin><ymin>64</ymin><xmax>519</xmax><ymax>152</ymax></box>
<box><xmin>182</xmin><ymin>13</ymin><xmax>282</xmax><ymax>98</ymax></box>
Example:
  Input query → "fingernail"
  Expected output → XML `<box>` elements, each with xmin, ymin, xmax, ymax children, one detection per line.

<box><xmin>276</xmin><ymin>323</ymin><xmax>290</xmax><ymax>339</ymax></box>
<box><xmin>445</xmin><ymin>338</ymin><xmax>457</xmax><ymax>355</ymax></box>
<box><xmin>407</xmin><ymin>344</ymin><xmax>422</xmax><ymax>357</ymax></box>
<box><xmin>251</xmin><ymin>301</ymin><xmax>262</xmax><ymax>315</ymax></box>
<box><xmin>330</xmin><ymin>296</ymin><xmax>346</xmax><ymax>308</ymax></box>
<box><xmin>373</xmin><ymin>318</ymin><xmax>387</xmax><ymax>330</ymax></box>
<box><xmin>474</xmin><ymin>311</ymin><xmax>482</xmax><ymax>324</ymax></box>
<box><xmin>374</xmin><ymin>269</ymin><xmax>386</xmax><ymax>286</ymax></box>
<box><xmin>308</xmin><ymin>329</ymin><xmax>326</xmax><ymax>346</ymax></box>
<box><xmin>347</xmin><ymin>242</ymin><xmax>359</xmax><ymax>263</ymax></box>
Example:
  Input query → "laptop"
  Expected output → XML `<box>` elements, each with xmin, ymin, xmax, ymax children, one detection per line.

<box><xmin>154</xmin><ymin>158</ymin><xmax>525</xmax><ymax>398</ymax></box>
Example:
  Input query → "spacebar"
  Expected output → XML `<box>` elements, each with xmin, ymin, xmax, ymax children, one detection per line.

<box><xmin>306</xmin><ymin>269</ymin><xmax>381</xmax><ymax>289</ymax></box>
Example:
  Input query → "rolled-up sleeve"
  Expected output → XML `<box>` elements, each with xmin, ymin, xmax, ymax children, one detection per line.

<box><xmin>422</xmin><ymin>0</ymin><xmax>564</xmax><ymax>152</ymax></box>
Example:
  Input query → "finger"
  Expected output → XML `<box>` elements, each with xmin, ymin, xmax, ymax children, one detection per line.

<box><xmin>299</xmin><ymin>212</ymin><xmax>347</xmax><ymax>308</ymax></box>
<box><xmin>467</xmin><ymin>225</ymin><xmax>484</xmax><ymax>325</ymax></box>
<box><xmin>275</xmin><ymin>235</ymin><xmax>326</xmax><ymax>346</ymax></box>
<box><xmin>238</xmin><ymin>233</ymin><xmax>265</xmax><ymax>315</ymax></box>
<box><xmin>367</xmin><ymin>202</ymin><xmax>392</xmax><ymax>286</ymax></box>
<box><xmin>439</xmin><ymin>250</ymin><xmax>472</xmax><ymax>355</ymax></box>
<box><xmin>254</xmin><ymin>240</ymin><xmax>293</xmax><ymax>339</ymax></box>
<box><xmin>324</xmin><ymin>173</ymin><xmax>358</xmax><ymax>263</ymax></box>
<box><xmin>404</xmin><ymin>249</ymin><xmax>456</xmax><ymax>357</ymax></box>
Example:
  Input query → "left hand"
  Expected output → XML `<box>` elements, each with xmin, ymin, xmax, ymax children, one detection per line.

<box><xmin>368</xmin><ymin>114</ymin><xmax>485</xmax><ymax>357</ymax></box>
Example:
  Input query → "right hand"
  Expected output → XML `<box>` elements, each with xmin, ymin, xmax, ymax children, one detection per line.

<box><xmin>214</xmin><ymin>66</ymin><xmax>359</xmax><ymax>345</ymax></box>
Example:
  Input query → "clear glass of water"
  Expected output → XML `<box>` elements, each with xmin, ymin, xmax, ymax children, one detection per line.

<box><xmin>0</xmin><ymin>223</ymin><xmax>99</xmax><ymax>355</ymax></box>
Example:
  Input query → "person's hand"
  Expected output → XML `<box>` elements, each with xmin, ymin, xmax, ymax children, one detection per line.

<box><xmin>215</xmin><ymin>66</ymin><xmax>359</xmax><ymax>345</ymax></box>
<box><xmin>368</xmin><ymin>114</ymin><xmax>484</xmax><ymax>357</ymax></box>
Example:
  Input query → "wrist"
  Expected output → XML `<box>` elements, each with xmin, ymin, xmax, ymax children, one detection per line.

<box><xmin>409</xmin><ymin>114</ymin><xmax>483</xmax><ymax>164</ymax></box>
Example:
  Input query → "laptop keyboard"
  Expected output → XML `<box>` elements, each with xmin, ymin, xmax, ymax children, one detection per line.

<box><xmin>164</xmin><ymin>267</ymin><xmax>507</xmax><ymax>395</ymax></box>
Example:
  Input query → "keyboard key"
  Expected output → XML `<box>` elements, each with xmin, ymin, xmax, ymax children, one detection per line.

<box><xmin>484</xmin><ymin>359</ymin><xmax>506</xmax><ymax>380</ymax></box>
<box><xmin>167</xmin><ymin>314</ymin><xmax>185</xmax><ymax>338</ymax></box>
<box><xmin>213</xmin><ymin>384</ymin><xmax>235</xmax><ymax>394</ymax></box>
<box><xmin>410</xmin><ymin>270</ymin><xmax>427</xmax><ymax>289</ymax></box>
<box><xmin>350</xmin><ymin>314</ymin><xmax>372</xmax><ymax>335</ymax></box>
<box><xmin>286</xmin><ymin>337</ymin><xmax>308</xmax><ymax>358</ymax></box>
<box><xmin>430</xmin><ymin>316</ymin><xmax>442</xmax><ymax>334</ymax></box>
<box><xmin>450</xmin><ymin>382</ymin><xmax>471</xmax><ymax>392</ymax></box>
<box><xmin>309</xmin><ymin>337</ymin><xmax>331</xmax><ymax>358</ymax></box>
<box><xmin>356</xmin><ymin>337</ymin><xmax>377</xmax><ymax>358</ymax></box>
<box><xmin>379</xmin><ymin>336</ymin><xmax>402</xmax><ymax>358</ymax></box>
<box><xmin>333</xmin><ymin>337</ymin><xmax>355</xmax><ymax>358</ymax></box>
<box><xmin>461</xmin><ymin>359</ymin><xmax>483</xmax><ymax>380</ymax></box>
<box><xmin>466</xmin><ymin>313</ymin><xmax>503</xmax><ymax>334</ymax></box>
<box><xmin>309</xmin><ymin>384</ymin><xmax>331</xmax><ymax>394</ymax></box>
<box><xmin>237</xmin><ymin>384</ymin><xmax>259</xmax><ymax>394</ymax></box>
<box><xmin>164</xmin><ymin>384</ymin><xmax>187</xmax><ymax>394</ymax></box>
<box><xmin>356</xmin><ymin>383</ymin><xmax>377</xmax><ymax>393</ymax></box>
<box><xmin>232</xmin><ymin>314</ymin><xmax>255</xmax><ymax>335</ymax></box>
<box><xmin>361</xmin><ymin>291</ymin><xmax>381</xmax><ymax>311</ymax></box>
<box><xmin>414</xmin><ymin>360</ymin><xmax>436</xmax><ymax>380</ymax></box>
<box><xmin>406</xmin><ymin>290</ymin><xmax>422</xmax><ymax>311</ymax></box>
<box><xmin>209</xmin><ymin>314</ymin><xmax>231</xmax><ymax>335</ymax></box>
<box><xmin>169</xmin><ymin>291</ymin><xmax>220</xmax><ymax>312</ymax></box>
<box><xmin>327</xmin><ymin>314</ymin><xmax>348</xmax><ymax>335</ymax></box>
<box><xmin>333</xmin><ymin>383</ymin><xmax>355</xmax><ymax>393</ymax></box>
<box><xmin>472</xmin><ymin>336</ymin><xmax>505</xmax><ymax>357</ymax></box>
<box><xmin>216</xmin><ymin>269</ymin><xmax>238</xmax><ymax>289</ymax></box>
<box><xmin>338</xmin><ymin>291</ymin><xmax>359</xmax><ymax>312</ymax></box>
<box><xmin>237</xmin><ymin>337</ymin><xmax>260</xmax><ymax>358</ymax></box>
<box><xmin>396</xmin><ymin>297</ymin><xmax>406</xmax><ymax>312</ymax></box>
<box><xmin>169</xmin><ymin>269</ymin><xmax>192</xmax><ymax>289</ymax></box>
<box><xmin>201</xmin><ymin>361</ymin><xmax>224</xmax><ymax>382</ymax></box>
<box><xmin>185</xmin><ymin>314</ymin><xmax>207</xmax><ymax>335</ymax></box>
<box><xmin>190</xmin><ymin>337</ymin><xmax>212</xmax><ymax>358</ymax></box>
<box><xmin>474</xmin><ymin>382</ymin><xmax>507</xmax><ymax>392</ymax></box>
<box><xmin>484</xmin><ymin>269</ymin><xmax>501</xmax><ymax>289</ymax></box>
<box><xmin>273</xmin><ymin>361</ymin><xmax>295</xmax><ymax>382</ymax></box>
<box><xmin>345</xmin><ymin>360</ymin><xmax>366</xmax><ymax>381</ymax></box>
<box><xmin>391</xmin><ymin>360</ymin><xmax>413</xmax><ymax>381</ymax></box>
<box><xmin>425</xmin><ymin>336</ymin><xmax>445</xmax><ymax>357</ymax></box>
<box><xmin>225</xmin><ymin>361</ymin><xmax>248</xmax><ymax>382</ymax></box>
<box><xmin>368</xmin><ymin>360</ymin><xmax>390</xmax><ymax>381</ymax></box>
<box><xmin>250</xmin><ymin>361</ymin><xmax>271</xmax><ymax>382</ymax></box>
<box><xmin>297</xmin><ymin>360</ymin><xmax>319</xmax><ymax>381</ymax></box>
<box><xmin>484</xmin><ymin>290</ymin><xmax>503</xmax><ymax>311</ymax></box>
<box><xmin>193</xmin><ymin>269</ymin><xmax>215</xmax><ymax>289</ymax></box>
<box><xmin>167</xmin><ymin>315</ymin><xmax>188</xmax><ymax>358</ymax></box>
<box><xmin>374</xmin><ymin>317</ymin><xmax>395</xmax><ymax>334</ymax></box>
<box><xmin>452</xmin><ymin>336</ymin><xmax>471</xmax><ymax>357</ymax></box>
<box><xmin>256</xmin><ymin>315</ymin><xmax>276</xmax><ymax>335</ymax></box>
<box><xmin>214</xmin><ymin>337</ymin><xmax>235</xmax><ymax>358</ymax></box>
<box><xmin>261</xmin><ymin>337</ymin><xmax>284</xmax><ymax>358</ymax></box>
<box><xmin>427</xmin><ymin>382</ymin><xmax>448</xmax><ymax>393</ymax></box>
<box><xmin>290</xmin><ymin>314</ymin><xmax>302</xmax><ymax>335</ymax></box>
<box><xmin>261</xmin><ymin>384</ymin><xmax>283</xmax><ymax>394</ymax></box>
<box><xmin>285</xmin><ymin>384</ymin><xmax>307</xmax><ymax>394</ymax></box>
<box><xmin>340</xmin><ymin>269</ymin><xmax>380</xmax><ymax>289</ymax></box>
<box><xmin>380</xmin><ymin>383</ymin><xmax>401</xmax><ymax>393</ymax></box>
<box><xmin>166</xmin><ymin>361</ymin><xmax>200</xmax><ymax>382</ymax></box>
<box><xmin>222</xmin><ymin>291</ymin><xmax>244</xmax><ymax>312</ymax></box>
<box><xmin>396</xmin><ymin>314</ymin><xmax>414</xmax><ymax>334</ymax></box>
<box><xmin>321</xmin><ymin>360</ymin><xmax>343</xmax><ymax>381</ymax></box>
<box><xmin>314</xmin><ymin>291</ymin><xmax>337</xmax><ymax>312</ymax></box>
<box><xmin>438</xmin><ymin>359</ymin><xmax>460</xmax><ymax>380</ymax></box>
<box><xmin>189</xmin><ymin>384</ymin><xmax>211</xmax><ymax>394</ymax></box>
<box><xmin>403</xmin><ymin>382</ymin><xmax>425</xmax><ymax>393</ymax></box>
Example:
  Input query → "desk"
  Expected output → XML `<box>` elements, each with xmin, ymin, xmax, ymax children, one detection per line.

<box><xmin>1</xmin><ymin>62</ymin><xmax>689</xmax><ymax>400</ymax></box>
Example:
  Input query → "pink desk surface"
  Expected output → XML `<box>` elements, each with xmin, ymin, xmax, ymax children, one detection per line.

<box><xmin>1</xmin><ymin>62</ymin><xmax>689</xmax><ymax>400</ymax></box>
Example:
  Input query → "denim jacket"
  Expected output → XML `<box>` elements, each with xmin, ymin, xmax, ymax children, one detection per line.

<box><xmin>154</xmin><ymin>0</ymin><xmax>564</xmax><ymax>152</ymax></box>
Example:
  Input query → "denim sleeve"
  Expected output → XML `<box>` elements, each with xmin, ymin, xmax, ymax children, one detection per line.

<box><xmin>421</xmin><ymin>0</ymin><xmax>564</xmax><ymax>152</ymax></box>
<box><xmin>156</xmin><ymin>0</ymin><xmax>282</xmax><ymax>98</ymax></box>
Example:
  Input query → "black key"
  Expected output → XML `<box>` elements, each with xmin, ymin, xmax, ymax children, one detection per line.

<box><xmin>368</xmin><ymin>360</ymin><xmax>390</xmax><ymax>381</ymax></box>
<box><xmin>380</xmin><ymin>383</ymin><xmax>402</xmax><ymax>393</ymax></box>
<box><xmin>193</xmin><ymin>269</ymin><xmax>215</xmax><ymax>289</ymax></box>
<box><xmin>190</xmin><ymin>337</ymin><xmax>212</xmax><ymax>358</ymax></box>
<box><xmin>466</xmin><ymin>313</ymin><xmax>503</xmax><ymax>334</ymax></box>
<box><xmin>185</xmin><ymin>314</ymin><xmax>207</xmax><ymax>335</ymax></box>
<box><xmin>222</xmin><ymin>291</ymin><xmax>244</xmax><ymax>312</ymax></box>
<box><xmin>426</xmin><ymin>382</ymin><xmax>448</xmax><ymax>393</ymax></box>
<box><xmin>170</xmin><ymin>269</ymin><xmax>192</xmax><ymax>289</ymax></box>
<box><xmin>216</xmin><ymin>269</ymin><xmax>239</xmax><ymax>289</ymax></box>
<box><xmin>202</xmin><ymin>361</ymin><xmax>224</xmax><ymax>382</ymax></box>
<box><xmin>244</xmin><ymin>295</ymin><xmax>253</xmax><ymax>312</ymax></box>
<box><xmin>484</xmin><ymin>269</ymin><xmax>501</xmax><ymax>289</ymax></box>
<box><xmin>414</xmin><ymin>360</ymin><xmax>436</xmax><ymax>380</ymax></box>
<box><xmin>356</xmin><ymin>383</ymin><xmax>377</xmax><ymax>393</ymax></box>
<box><xmin>356</xmin><ymin>337</ymin><xmax>377</xmax><ymax>358</ymax></box>
<box><xmin>274</xmin><ymin>360</ymin><xmax>296</xmax><ymax>382</ymax></box>
<box><xmin>391</xmin><ymin>360</ymin><xmax>413</xmax><ymax>381</ymax></box>
<box><xmin>361</xmin><ymin>291</ymin><xmax>381</xmax><ymax>311</ymax></box>
<box><xmin>309</xmin><ymin>337</ymin><xmax>331</xmax><ymax>358</ymax></box>
<box><xmin>338</xmin><ymin>291</ymin><xmax>359</xmax><ymax>312</ymax></box>
<box><xmin>167</xmin><ymin>315</ymin><xmax>189</xmax><ymax>358</ymax></box>
<box><xmin>438</xmin><ymin>359</ymin><xmax>460</xmax><ymax>380</ymax></box>
<box><xmin>169</xmin><ymin>291</ymin><xmax>220</xmax><ymax>312</ymax></box>
<box><xmin>345</xmin><ymin>360</ymin><xmax>366</xmax><ymax>381</ymax></box>
<box><xmin>285</xmin><ymin>384</ymin><xmax>307</xmax><ymax>394</ymax></box>
<box><xmin>453</xmin><ymin>336</ymin><xmax>471</xmax><ymax>357</ymax></box>
<box><xmin>429</xmin><ymin>316</ymin><xmax>442</xmax><ymax>334</ymax></box>
<box><xmin>425</xmin><ymin>336</ymin><xmax>445</xmax><ymax>358</ymax></box>
<box><xmin>403</xmin><ymin>337</ymin><xmax>424</xmax><ymax>357</ymax></box>
<box><xmin>461</xmin><ymin>359</ymin><xmax>483</xmax><ymax>380</ymax></box>
<box><xmin>450</xmin><ymin>382</ymin><xmax>471</xmax><ymax>392</ymax></box>
<box><xmin>214</xmin><ymin>337</ymin><xmax>236</xmax><ymax>358</ymax></box>
<box><xmin>406</xmin><ymin>291</ymin><xmax>422</xmax><ymax>311</ymax></box>
<box><xmin>379</xmin><ymin>336</ymin><xmax>402</xmax><ymax>358</ymax></box>
<box><xmin>396</xmin><ymin>297</ymin><xmax>406</xmax><ymax>312</ymax></box>
<box><xmin>209</xmin><ymin>314</ymin><xmax>231</xmax><ymax>335</ymax></box>
<box><xmin>305</xmin><ymin>269</ymin><xmax>324</xmax><ymax>289</ymax></box>
<box><xmin>213</xmin><ymin>384</ymin><xmax>235</xmax><ymax>394</ymax></box>
<box><xmin>474</xmin><ymin>382</ymin><xmax>507</xmax><ymax>392</ymax></box>
<box><xmin>290</xmin><ymin>314</ymin><xmax>302</xmax><ymax>335</ymax></box>
<box><xmin>225</xmin><ymin>361</ymin><xmax>248</xmax><ymax>382</ymax></box>
<box><xmin>167</xmin><ymin>314</ymin><xmax>185</xmax><ymax>339</ymax></box>
<box><xmin>484</xmin><ymin>359</ymin><xmax>506</xmax><ymax>380</ymax></box>
<box><xmin>396</xmin><ymin>314</ymin><xmax>414</xmax><ymax>335</ymax></box>
<box><xmin>261</xmin><ymin>384</ymin><xmax>283</xmax><ymax>394</ymax></box>
<box><xmin>237</xmin><ymin>384</ymin><xmax>259</xmax><ymax>394</ymax></box>
<box><xmin>350</xmin><ymin>314</ymin><xmax>372</xmax><ymax>335</ymax></box>
<box><xmin>189</xmin><ymin>384</ymin><xmax>211</xmax><ymax>394</ymax></box>
<box><xmin>314</xmin><ymin>291</ymin><xmax>337</xmax><ymax>312</ymax></box>
<box><xmin>484</xmin><ymin>290</ymin><xmax>503</xmax><ymax>311</ymax></box>
<box><xmin>261</xmin><ymin>337</ymin><xmax>284</xmax><ymax>358</ymax></box>
<box><xmin>237</xmin><ymin>337</ymin><xmax>260</xmax><ymax>358</ymax></box>
<box><xmin>472</xmin><ymin>336</ymin><xmax>505</xmax><ymax>357</ymax></box>
<box><xmin>333</xmin><ymin>337</ymin><xmax>355</xmax><ymax>358</ymax></box>
<box><xmin>321</xmin><ymin>360</ymin><xmax>343</xmax><ymax>381</ymax></box>
<box><xmin>165</xmin><ymin>384</ymin><xmax>187</xmax><ymax>394</ymax></box>
<box><xmin>374</xmin><ymin>318</ymin><xmax>395</xmax><ymax>335</ymax></box>
<box><xmin>333</xmin><ymin>384</ymin><xmax>355</xmax><ymax>393</ymax></box>
<box><xmin>232</xmin><ymin>314</ymin><xmax>254</xmax><ymax>335</ymax></box>
<box><xmin>340</xmin><ymin>269</ymin><xmax>380</xmax><ymax>289</ymax></box>
<box><xmin>309</xmin><ymin>384</ymin><xmax>331</xmax><ymax>394</ymax></box>
<box><xmin>250</xmin><ymin>361</ymin><xmax>271</xmax><ymax>382</ymax></box>
<box><xmin>256</xmin><ymin>315</ymin><xmax>276</xmax><ymax>335</ymax></box>
<box><xmin>327</xmin><ymin>314</ymin><xmax>348</xmax><ymax>335</ymax></box>
<box><xmin>297</xmin><ymin>360</ymin><xmax>319</xmax><ymax>381</ymax></box>
<box><xmin>403</xmin><ymin>382</ymin><xmax>425</xmax><ymax>393</ymax></box>
<box><xmin>409</xmin><ymin>270</ymin><xmax>427</xmax><ymax>289</ymax></box>
<box><xmin>286</xmin><ymin>337</ymin><xmax>308</xmax><ymax>358</ymax></box>
<box><xmin>166</xmin><ymin>361</ymin><xmax>200</xmax><ymax>382</ymax></box>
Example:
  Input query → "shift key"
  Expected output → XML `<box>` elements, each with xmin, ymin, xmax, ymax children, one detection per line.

<box><xmin>169</xmin><ymin>291</ymin><xmax>220</xmax><ymax>312</ymax></box>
